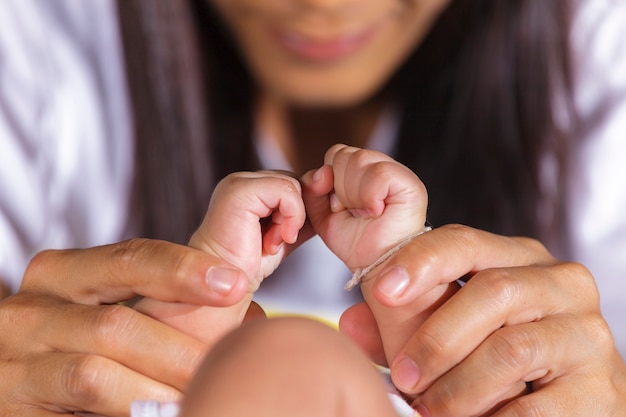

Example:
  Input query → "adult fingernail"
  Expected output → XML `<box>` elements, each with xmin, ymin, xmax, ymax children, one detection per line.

<box><xmin>206</xmin><ymin>267</ymin><xmax>240</xmax><ymax>295</ymax></box>
<box><xmin>393</xmin><ymin>356</ymin><xmax>421</xmax><ymax>391</ymax></box>
<box><xmin>378</xmin><ymin>267</ymin><xmax>410</xmax><ymax>300</ymax></box>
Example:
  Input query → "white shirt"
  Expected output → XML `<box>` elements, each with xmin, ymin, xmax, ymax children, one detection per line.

<box><xmin>567</xmin><ymin>0</ymin><xmax>626</xmax><ymax>354</ymax></box>
<box><xmin>0</xmin><ymin>0</ymin><xmax>134</xmax><ymax>293</ymax></box>
<box><xmin>0</xmin><ymin>0</ymin><xmax>625</xmax><ymax>356</ymax></box>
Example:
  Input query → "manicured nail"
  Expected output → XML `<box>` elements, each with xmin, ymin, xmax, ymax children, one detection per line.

<box><xmin>377</xmin><ymin>267</ymin><xmax>410</xmax><ymax>300</ymax></box>
<box><xmin>206</xmin><ymin>267</ymin><xmax>240</xmax><ymax>295</ymax></box>
<box><xmin>130</xmin><ymin>401</ymin><xmax>180</xmax><ymax>417</ymax></box>
<box><xmin>393</xmin><ymin>356</ymin><xmax>421</xmax><ymax>392</ymax></box>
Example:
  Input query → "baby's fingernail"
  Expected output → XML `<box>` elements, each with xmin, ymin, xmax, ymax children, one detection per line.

<box><xmin>131</xmin><ymin>401</ymin><xmax>180</xmax><ymax>417</ymax></box>
<box><xmin>393</xmin><ymin>356</ymin><xmax>421</xmax><ymax>392</ymax></box>
<box><xmin>206</xmin><ymin>267</ymin><xmax>241</xmax><ymax>295</ymax></box>
<box><xmin>377</xmin><ymin>267</ymin><xmax>410</xmax><ymax>300</ymax></box>
<box><xmin>330</xmin><ymin>193</ymin><xmax>343</xmax><ymax>212</ymax></box>
<box><xmin>356</xmin><ymin>209</ymin><xmax>370</xmax><ymax>218</ymax></box>
<box><xmin>313</xmin><ymin>166</ymin><xmax>324</xmax><ymax>182</ymax></box>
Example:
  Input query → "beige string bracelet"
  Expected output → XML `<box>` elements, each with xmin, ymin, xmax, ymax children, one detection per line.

<box><xmin>344</xmin><ymin>224</ymin><xmax>432</xmax><ymax>291</ymax></box>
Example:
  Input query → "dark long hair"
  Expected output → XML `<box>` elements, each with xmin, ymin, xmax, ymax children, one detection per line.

<box><xmin>117</xmin><ymin>0</ymin><xmax>573</xmax><ymax>248</ymax></box>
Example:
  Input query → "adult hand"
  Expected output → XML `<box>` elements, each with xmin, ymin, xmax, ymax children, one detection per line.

<box><xmin>341</xmin><ymin>224</ymin><xmax>626</xmax><ymax>416</ymax></box>
<box><xmin>0</xmin><ymin>238</ymin><xmax>252</xmax><ymax>417</ymax></box>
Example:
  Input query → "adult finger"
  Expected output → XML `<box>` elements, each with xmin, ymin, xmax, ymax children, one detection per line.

<box><xmin>412</xmin><ymin>313</ymin><xmax>607</xmax><ymax>416</ymax></box>
<box><xmin>0</xmin><ymin>292</ymin><xmax>206</xmax><ymax>417</ymax></box>
<box><xmin>339</xmin><ymin>302</ymin><xmax>387</xmax><ymax>366</ymax></box>
<box><xmin>358</xmin><ymin>225</ymin><xmax>551</xmax><ymax>363</ymax></box>
<box><xmin>0</xmin><ymin>406</ymin><xmax>61</xmax><ymax>417</ymax></box>
<box><xmin>18</xmin><ymin>297</ymin><xmax>207</xmax><ymax>391</ymax></box>
<box><xmin>368</xmin><ymin>224</ymin><xmax>554</xmax><ymax>307</ymax></box>
<box><xmin>10</xmin><ymin>352</ymin><xmax>181</xmax><ymax>417</ymax></box>
<box><xmin>391</xmin><ymin>261</ymin><xmax>598</xmax><ymax>395</ymax></box>
<box><xmin>20</xmin><ymin>238</ymin><xmax>250</xmax><ymax>307</ymax></box>
<box><xmin>493</xmin><ymin>369</ymin><xmax>626</xmax><ymax>417</ymax></box>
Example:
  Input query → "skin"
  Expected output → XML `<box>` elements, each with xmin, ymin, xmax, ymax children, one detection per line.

<box><xmin>1</xmin><ymin>0</ymin><xmax>625</xmax><ymax>416</ymax></box>
<box><xmin>209</xmin><ymin>0</ymin><xmax>451</xmax><ymax>173</ymax></box>
<box><xmin>180</xmin><ymin>317</ymin><xmax>401</xmax><ymax>417</ymax></box>
<box><xmin>342</xmin><ymin>227</ymin><xmax>626</xmax><ymax>416</ymax></box>
<box><xmin>126</xmin><ymin>144</ymin><xmax>431</xmax><ymax>417</ymax></box>
<box><xmin>134</xmin><ymin>171</ymin><xmax>307</xmax><ymax>347</ymax></box>
<box><xmin>207</xmin><ymin>1</ymin><xmax>626</xmax><ymax>414</ymax></box>
<box><xmin>138</xmin><ymin>143</ymin><xmax>436</xmax><ymax>392</ymax></box>
<box><xmin>302</xmin><ymin>144</ymin><xmax>454</xmax><ymax>366</ymax></box>
<box><xmin>0</xmin><ymin>240</ymin><xmax>249</xmax><ymax>416</ymax></box>
<box><xmin>177</xmin><ymin>144</ymin><xmax>432</xmax><ymax>416</ymax></box>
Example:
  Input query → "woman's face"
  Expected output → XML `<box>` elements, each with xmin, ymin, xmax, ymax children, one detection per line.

<box><xmin>209</xmin><ymin>0</ymin><xmax>451</xmax><ymax>107</ymax></box>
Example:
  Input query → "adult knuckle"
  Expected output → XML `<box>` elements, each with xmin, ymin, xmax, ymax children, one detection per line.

<box><xmin>108</xmin><ymin>238</ymin><xmax>153</xmax><ymax>277</ymax></box>
<box><xmin>63</xmin><ymin>354</ymin><xmax>107</xmax><ymax>402</ymax></box>
<box><xmin>91</xmin><ymin>304</ymin><xmax>139</xmax><ymax>344</ymax></box>
<box><xmin>415</xmin><ymin>324</ymin><xmax>450</xmax><ymax>361</ymax></box>
<box><xmin>582</xmin><ymin>315</ymin><xmax>615</xmax><ymax>357</ymax></box>
<box><xmin>471</xmin><ymin>269</ymin><xmax>518</xmax><ymax>310</ymax></box>
<box><xmin>563</xmin><ymin>262</ymin><xmax>597</xmax><ymax>291</ymax></box>
<box><xmin>439</xmin><ymin>223</ymin><xmax>474</xmax><ymax>236</ymax></box>
<box><xmin>550</xmin><ymin>262</ymin><xmax>600</xmax><ymax>309</ymax></box>
<box><xmin>439</xmin><ymin>224</ymin><xmax>479</xmax><ymax>250</ymax></box>
<box><xmin>429</xmin><ymin>379</ymin><xmax>458</xmax><ymax>415</ymax></box>
<box><xmin>489</xmin><ymin>326</ymin><xmax>537</xmax><ymax>373</ymax></box>
<box><xmin>20</xmin><ymin>249</ymin><xmax>58</xmax><ymax>288</ymax></box>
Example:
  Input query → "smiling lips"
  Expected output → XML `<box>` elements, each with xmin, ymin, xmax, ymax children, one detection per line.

<box><xmin>271</xmin><ymin>25</ymin><xmax>380</xmax><ymax>62</ymax></box>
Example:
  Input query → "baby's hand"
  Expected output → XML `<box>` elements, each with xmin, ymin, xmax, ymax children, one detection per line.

<box><xmin>191</xmin><ymin>171</ymin><xmax>306</xmax><ymax>291</ymax></box>
<box><xmin>302</xmin><ymin>144</ymin><xmax>428</xmax><ymax>275</ymax></box>
<box><xmin>135</xmin><ymin>171</ymin><xmax>306</xmax><ymax>346</ymax></box>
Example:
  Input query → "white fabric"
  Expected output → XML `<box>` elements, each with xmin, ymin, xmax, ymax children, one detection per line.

<box><xmin>128</xmin><ymin>394</ymin><xmax>418</xmax><ymax>417</ymax></box>
<box><xmin>0</xmin><ymin>0</ymin><xmax>134</xmax><ymax>292</ymax></box>
<box><xmin>567</xmin><ymin>0</ymin><xmax>626</xmax><ymax>354</ymax></box>
<box><xmin>0</xmin><ymin>0</ymin><xmax>624</xmax><ymax>357</ymax></box>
